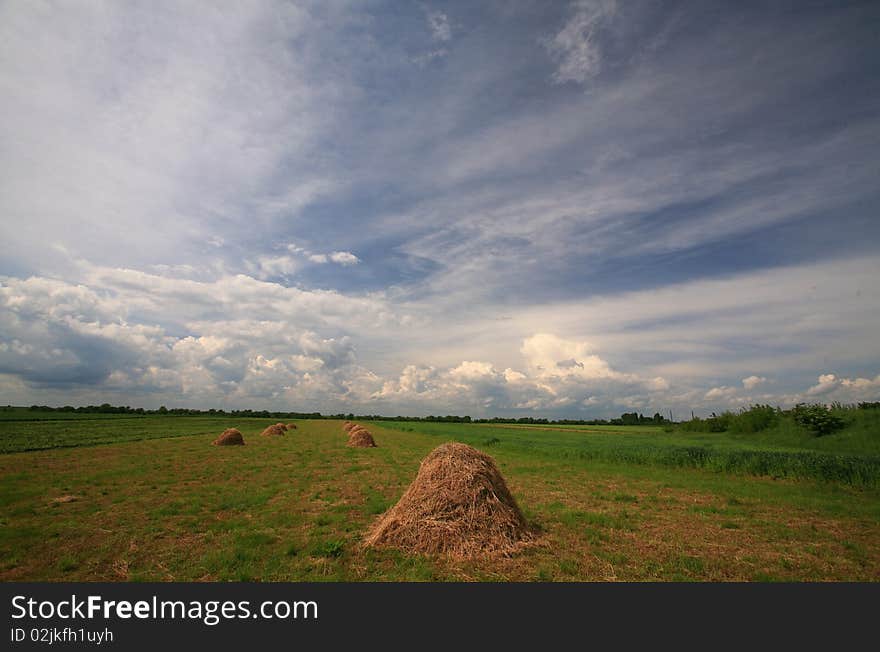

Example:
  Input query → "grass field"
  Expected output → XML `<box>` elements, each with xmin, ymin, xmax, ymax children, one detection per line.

<box><xmin>1</xmin><ymin>415</ymin><xmax>878</xmax><ymax>581</ymax></box>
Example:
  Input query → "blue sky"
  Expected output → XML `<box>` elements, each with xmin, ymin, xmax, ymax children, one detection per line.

<box><xmin>1</xmin><ymin>0</ymin><xmax>878</xmax><ymax>417</ymax></box>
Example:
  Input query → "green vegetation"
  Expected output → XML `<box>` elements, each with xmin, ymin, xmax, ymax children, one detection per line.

<box><xmin>0</xmin><ymin>415</ymin><xmax>287</xmax><ymax>453</ymax></box>
<box><xmin>0</xmin><ymin>403</ymin><xmax>669</xmax><ymax>426</ymax></box>
<box><xmin>380</xmin><ymin>409</ymin><xmax>880</xmax><ymax>486</ymax></box>
<box><xmin>0</xmin><ymin>412</ymin><xmax>877</xmax><ymax>581</ymax></box>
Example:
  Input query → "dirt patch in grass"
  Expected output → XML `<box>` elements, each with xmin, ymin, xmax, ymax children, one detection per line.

<box><xmin>50</xmin><ymin>495</ymin><xmax>79</xmax><ymax>505</ymax></box>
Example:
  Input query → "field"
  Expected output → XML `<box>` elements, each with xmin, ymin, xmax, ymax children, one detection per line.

<box><xmin>1</xmin><ymin>414</ymin><xmax>878</xmax><ymax>581</ymax></box>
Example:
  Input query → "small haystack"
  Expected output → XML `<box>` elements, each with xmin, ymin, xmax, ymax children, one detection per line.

<box><xmin>342</xmin><ymin>421</ymin><xmax>355</xmax><ymax>432</ymax></box>
<box><xmin>347</xmin><ymin>428</ymin><xmax>377</xmax><ymax>448</ymax></box>
<box><xmin>260</xmin><ymin>424</ymin><xmax>287</xmax><ymax>437</ymax></box>
<box><xmin>363</xmin><ymin>442</ymin><xmax>532</xmax><ymax>557</ymax></box>
<box><xmin>213</xmin><ymin>428</ymin><xmax>245</xmax><ymax>446</ymax></box>
<box><xmin>286</xmin><ymin>423</ymin><xmax>297</xmax><ymax>430</ymax></box>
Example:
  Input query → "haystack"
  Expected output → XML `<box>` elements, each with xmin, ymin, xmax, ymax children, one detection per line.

<box><xmin>213</xmin><ymin>428</ymin><xmax>245</xmax><ymax>446</ymax></box>
<box><xmin>343</xmin><ymin>421</ymin><xmax>355</xmax><ymax>432</ymax></box>
<box><xmin>286</xmin><ymin>423</ymin><xmax>297</xmax><ymax>430</ymax></box>
<box><xmin>347</xmin><ymin>428</ymin><xmax>377</xmax><ymax>448</ymax></box>
<box><xmin>363</xmin><ymin>442</ymin><xmax>531</xmax><ymax>557</ymax></box>
<box><xmin>260</xmin><ymin>424</ymin><xmax>287</xmax><ymax>437</ymax></box>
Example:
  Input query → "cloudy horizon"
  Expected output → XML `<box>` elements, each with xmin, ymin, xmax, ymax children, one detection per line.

<box><xmin>1</xmin><ymin>1</ymin><xmax>878</xmax><ymax>418</ymax></box>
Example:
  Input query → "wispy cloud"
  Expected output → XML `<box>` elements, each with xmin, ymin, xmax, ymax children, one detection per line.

<box><xmin>427</xmin><ymin>10</ymin><xmax>452</xmax><ymax>42</ymax></box>
<box><xmin>544</xmin><ymin>0</ymin><xmax>617</xmax><ymax>84</ymax></box>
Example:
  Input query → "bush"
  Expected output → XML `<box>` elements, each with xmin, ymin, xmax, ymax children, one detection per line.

<box><xmin>705</xmin><ymin>412</ymin><xmax>731</xmax><ymax>432</ymax></box>
<box><xmin>728</xmin><ymin>404</ymin><xmax>779</xmax><ymax>433</ymax></box>
<box><xmin>790</xmin><ymin>403</ymin><xmax>845</xmax><ymax>436</ymax></box>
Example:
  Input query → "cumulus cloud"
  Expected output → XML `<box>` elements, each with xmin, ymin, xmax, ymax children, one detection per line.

<box><xmin>252</xmin><ymin>255</ymin><xmax>300</xmax><ymax>279</ymax></box>
<box><xmin>520</xmin><ymin>333</ymin><xmax>621</xmax><ymax>380</ymax></box>
<box><xmin>328</xmin><ymin>251</ymin><xmax>360</xmax><ymax>266</ymax></box>
<box><xmin>369</xmin><ymin>333</ymin><xmax>670</xmax><ymax>413</ymax></box>
<box><xmin>805</xmin><ymin>373</ymin><xmax>880</xmax><ymax>401</ymax></box>
<box><xmin>0</xmin><ymin>261</ymin><xmax>401</xmax><ymax>408</ymax></box>
<box><xmin>742</xmin><ymin>375</ymin><xmax>768</xmax><ymax>390</ymax></box>
<box><xmin>705</xmin><ymin>386</ymin><xmax>738</xmax><ymax>400</ymax></box>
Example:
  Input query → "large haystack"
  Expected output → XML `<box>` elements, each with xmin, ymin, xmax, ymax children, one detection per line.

<box><xmin>260</xmin><ymin>424</ymin><xmax>287</xmax><ymax>437</ymax></box>
<box><xmin>213</xmin><ymin>428</ymin><xmax>245</xmax><ymax>446</ymax></box>
<box><xmin>342</xmin><ymin>421</ymin><xmax>355</xmax><ymax>432</ymax></box>
<box><xmin>363</xmin><ymin>442</ymin><xmax>531</xmax><ymax>557</ymax></box>
<box><xmin>347</xmin><ymin>428</ymin><xmax>377</xmax><ymax>448</ymax></box>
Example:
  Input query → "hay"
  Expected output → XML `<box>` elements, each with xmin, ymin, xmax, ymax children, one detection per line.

<box><xmin>363</xmin><ymin>442</ymin><xmax>532</xmax><ymax>558</ymax></box>
<box><xmin>212</xmin><ymin>428</ymin><xmax>245</xmax><ymax>446</ymax></box>
<box><xmin>343</xmin><ymin>421</ymin><xmax>355</xmax><ymax>432</ymax></box>
<box><xmin>286</xmin><ymin>423</ymin><xmax>297</xmax><ymax>430</ymax></box>
<box><xmin>275</xmin><ymin>422</ymin><xmax>289</xmax><ymax>430</ymax></box>
<box><xmin>347</xmin><ymin>428</ymin><xmax>377</xmax><ymax>448</ymax></box>
<box><xmin>260</xmin><ymin>424</ymin><xmax>287</xmax><ymax>437</ymax></box>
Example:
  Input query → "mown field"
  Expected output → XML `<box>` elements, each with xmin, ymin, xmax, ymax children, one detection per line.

<box><xmin>1</xmin><ymin>415</ymin><xmax>878</xmax><ymax>581</ymax></box>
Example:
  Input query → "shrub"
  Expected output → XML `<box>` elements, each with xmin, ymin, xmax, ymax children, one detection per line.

<box><xmin>790</xmin><ymin>403</ymin><xmax>845</xmax><ymax>436</ymax></box>
<box><xmin>728</xmin><ymin>404</ymin><xmax>779</xmax><ymax>433</ymax></box>
<box><xmin>706</xmin><ymin>412</ymin><xmax>734</xmax><ymax>432</ymax></box>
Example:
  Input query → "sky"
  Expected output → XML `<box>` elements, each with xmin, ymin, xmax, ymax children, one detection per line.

<box><xmin>1</xmin><ymin>0</ymin><xmax>879</xmax><ymax>418</ymax></box>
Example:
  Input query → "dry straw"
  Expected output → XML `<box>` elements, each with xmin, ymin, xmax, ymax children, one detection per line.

<box><xmin>260</xmin><ymin>424</ymin><xmax>287</xmax><ymax>437</ymax></box>
<box><xmin>347</xmin><ymin>428</ymin><xmax>377</xmax><ymax>448</ymax></box>
<box><xmin>212</xmin><ymin>428</ymin><xmax>245</xmax><ymax>446</ymax></box>
<box><xmin>363</xmin><ymin>442</ymin><xmax>533</xmax><ymax>558</ymax></box>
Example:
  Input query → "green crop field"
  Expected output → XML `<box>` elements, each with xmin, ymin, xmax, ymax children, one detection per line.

<box><xmin>1</xmin><ymin>413</ymin><xmax>878</xmax><ymax>581</ymax></box>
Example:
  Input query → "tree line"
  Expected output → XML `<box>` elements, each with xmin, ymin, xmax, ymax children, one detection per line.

<box><xmin>8</xmin><ymin>403</ymin><xmax>670</xmax><ymax>425</ymax></box>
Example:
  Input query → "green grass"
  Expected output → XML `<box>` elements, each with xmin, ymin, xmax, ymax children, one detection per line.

<box><xmin>0</xmin><ymin>415</ymin><xmax>296</xmax><ymax>453</ymax></box>
<box><xmin>0</xmin><ymin>416</ymin><xmax>877</xmax><ymax>581</ymax></box>
<box><xmin>377</xmin><ymin>419</ymin><xmax>880</xmax><ymax>486</ymax></box>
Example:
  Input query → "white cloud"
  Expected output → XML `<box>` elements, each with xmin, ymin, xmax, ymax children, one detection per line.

<box><xmin>742</xmin><ymin>375</ymin><xmax>768</xmax><ymax>390</ymax></box>
<box><xmin>520</xmin><ymin>333</ymin><xmax>621</xmax><ymax>380</ymax></box>
<box><xmin>545</xmin><ymin>0</ymin><xmax>617</xmax><ymax>84</ymax></box>
<box><xmin>412</xmin><ymin>48</ymin><xmax>449</xmax><ymax>67</ymax></box>
<box><xmin>252</xmin><ymin>255</ymin><xmax>300</xmax><ymax>278</ymax></box>
<box><xmin>328</xmin><ymin>251</ymin><xmax>360</xmax><ymax>266</ymax></box>
<box><xmin>427</xmin><ymin>11</ymin><xmax>452</xmax><ymax>42</ymax></box>
<box><xmin>288</xmin><ymin>249</ymin><xmax>359</xmax><ymax>266</ymax></box>
<box><xmin>0</xmin><ymin>1</ymin><xmax>344</xmax><ymax>271</ymax></box>
<box><xmin>806</xmin><ymin>373</ymin><xmax>840</xmax><ymax>396</ymax></box>
<box><xmin>0</xmin><ymin>259</ymin><xmax>405</xmax><ymax>409</ymax></box>
<box><xmin>369</xmin><ymin>333</ymin><xmax>671</xmax><ymax>414</ymax></box>
<box><xmin>705</xmin><ymin>386</ymin><xmax>738</xmax><ymax>400</ymax></box>
<box><xmin>805</xmin><ymin>373</ymin><xmax>880</xmax><ymax>402</ymax></box>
